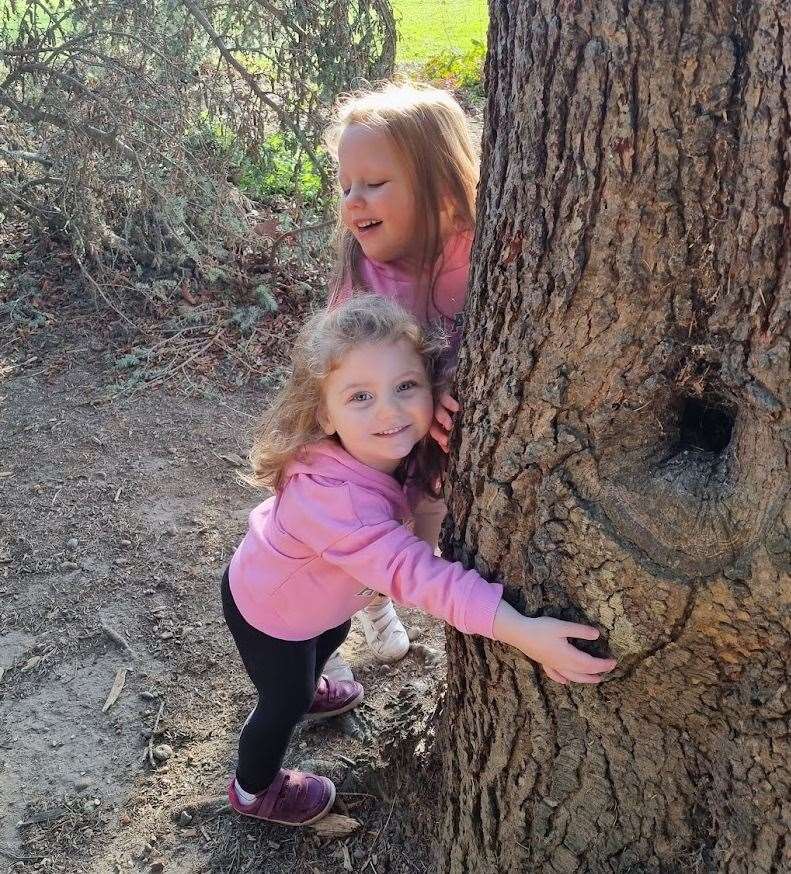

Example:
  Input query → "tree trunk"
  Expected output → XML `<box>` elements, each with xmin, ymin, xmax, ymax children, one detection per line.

<box><xmin>438</xmin><ymin>2</ymin><xmax>789</xmax><ymax>872</ymax></box>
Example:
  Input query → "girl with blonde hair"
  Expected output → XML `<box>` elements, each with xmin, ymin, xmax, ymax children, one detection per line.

<box><xmin>222</xmin><ymin>295</ymin><xmax>616</xmax><ymax>827</ymax></box>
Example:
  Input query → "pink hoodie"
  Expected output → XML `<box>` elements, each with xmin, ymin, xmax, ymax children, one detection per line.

<box><xmin>229</xmin><ymin>439</ymin><xmax>503</xmax><ymax>642</ymax></box>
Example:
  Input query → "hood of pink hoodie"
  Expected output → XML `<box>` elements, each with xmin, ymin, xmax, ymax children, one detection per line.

<box><xmin>285</xmin><ymin>439</ymin><xmax>411</xmax><ymax>518</ymax></box>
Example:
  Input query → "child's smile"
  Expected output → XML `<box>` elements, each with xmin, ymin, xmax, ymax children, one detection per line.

<box><xmin>353</xmin><ymin>218</ymin><xmax>385</xmax><ymax>246</ymax></box>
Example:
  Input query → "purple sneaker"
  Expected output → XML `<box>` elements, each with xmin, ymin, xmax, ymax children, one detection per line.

<box><xmin>227</xmin><ymin>769</ymin><xmax>335</xmax><ymax>826</ymax></box>
<box><xmin>305</xmin><ymin>675</ymin><xmax>364</xmax><ymax>721</ymax></box>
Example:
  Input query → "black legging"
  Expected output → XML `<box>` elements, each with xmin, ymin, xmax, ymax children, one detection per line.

<box><xmin>221</xmin><ymin>569</ymin><xmax>350</xmax><ymax>793</ymax></box>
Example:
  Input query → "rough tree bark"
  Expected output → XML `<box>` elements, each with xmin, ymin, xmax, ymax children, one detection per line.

<box><xmin>438</xmin><ymin>2</ymin><xmax>789</xmax><ymax>872</ymax></box>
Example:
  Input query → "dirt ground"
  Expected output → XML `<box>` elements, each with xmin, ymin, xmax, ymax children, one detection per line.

<box><xmin>0</xmin><ymin>270</ymin><xmax>446</xmax><ymax>873</ymax></box>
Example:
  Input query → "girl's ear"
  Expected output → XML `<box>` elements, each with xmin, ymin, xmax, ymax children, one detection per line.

<box><xmin>438</xmin><ymin>195</ymin><xmax>459</xmax><ymax>236</ymax></box>
<box><xmin>317</xmin><ymin>403</ymin><xmax>335</xmax><ymax>436</ymax></box>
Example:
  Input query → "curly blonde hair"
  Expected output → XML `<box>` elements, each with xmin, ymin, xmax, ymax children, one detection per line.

<box><xmin>249</xmin><ymin>294</ymin><xmax>448</xmax><ymax>494</ymax></box>
<box><xmin>325</xmin><ymin>81</ymin><xmax>478</xmax><ymax>320</ymax></box>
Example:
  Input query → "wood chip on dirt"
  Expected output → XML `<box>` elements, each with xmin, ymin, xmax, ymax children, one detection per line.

<box><xmin>309</xmin><ymin>814</ymin><xmax>361</xmax><ymax>838</ymax></box>
<box><xmin>102</xmin><ymin>667</ymin><xmax>127</xmax><ymax>712</ymax></box>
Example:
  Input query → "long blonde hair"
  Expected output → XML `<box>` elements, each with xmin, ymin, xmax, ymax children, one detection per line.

<box><xmin>325</xmin><ymin>82</ymin><xmax>478</xmax><ymax>320</ymax></box>
<box><xmin>249</xmin><ymin>294</ymin><xmax>448</xmax><ymax>494</ymax></box>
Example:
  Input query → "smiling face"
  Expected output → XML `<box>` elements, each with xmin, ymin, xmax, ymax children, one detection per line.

<box><xmin>319</xmin><ymin>337</ymin><xmax>434</xmax><ymax>473</ymax></box>
<box><xmin>337</xmin><ymin>124</ymin><xmax>420</xmax><ymax>265</ymax></box>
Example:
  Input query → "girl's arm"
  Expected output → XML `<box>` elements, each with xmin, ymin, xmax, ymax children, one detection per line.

<box><xmin>320</xmin><ymin>501</ymin><xmax>615</xmax><ymax>683</ymax></box>
<box><xmin>492</xmin><ymin>600</ymin><xmax>616</xmax><ymax>684</ymax></box>
<box><xmin>284</xmin><ymin>475</ymin><xmax>616</xmax><ymax>684</ymax></box>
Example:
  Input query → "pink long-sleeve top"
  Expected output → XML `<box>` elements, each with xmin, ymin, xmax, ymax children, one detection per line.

<box><xmin>229</xmin><ymin>439</ymin><xmax>503</xmax><ymax>641</ymax></box>
<box><xmin>333</xmin><ymin>231</ymin><xmax>472</xmax><ymax>360</ymax></box>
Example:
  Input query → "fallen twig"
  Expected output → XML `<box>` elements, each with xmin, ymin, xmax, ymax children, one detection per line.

<box><xmin>77</xmin><ymin>259</ymin><xmax>145</xmax><ymax>335</ymax></box>
<box><xmin>17</xmin><ymin>807</ymin><xmax>68</xmax><ymax>828</ymax></box>
<box><xmin>213</xmin><ymin>337</ymin><xmax>270</xmax><ymax>376</ymax></box>
<box><xmin>268</xmin><ymin>218</ymin><xmax>332</xmax><ymax>279</ymax></box>
<box><xmin>120</xmin><ymin>333</ymin><xmax>220</xmax><ymax>400</ymax></box>
<box><xmin>0</xmin><ymin>847</ymin><xmax>44</xmax><ymax>862</ymax></box>
<box><xmin>170</xmin><ymin>793</ymin><xmax>229</xmax><ymax>821</ymax></box>
<box><xmin>101</xmin><ymin>623</ymin><xmax>135</xmax><ymax>658</ymax></box>
<box><xmin>362</xmin><ymin>797</ymin><xmax>396</xmax><ymax>871</ymax></box>
<box><xmin>310</xmin><ymin>813</ymin><xmax>361</xmax><ymax>838</ymax></box>
<box><xmin>147</xmin><ymin>700</ymin><xmax>166</xmax><ymax>767</ymax></box>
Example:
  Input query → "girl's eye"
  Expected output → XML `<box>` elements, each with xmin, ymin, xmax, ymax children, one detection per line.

<box><xmin>350</xmin><ymin>391</ymin><xmax>372</xmax><ymax>402</ymax></box>
<box><xmin>397</xmin><ymin>380</ymin><xmax>418</xmax><ymax>392</ymax></box>
<box><xmin>340</xmin><ymin>181</ymin><xmax>385</xmax><ymax>196</ymax></box>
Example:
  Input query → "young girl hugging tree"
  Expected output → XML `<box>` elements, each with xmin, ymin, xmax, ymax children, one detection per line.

<box><xmin>222</xmin><ymin>295</ymin><xmax>616</xmax><ymax>827</ymax></box>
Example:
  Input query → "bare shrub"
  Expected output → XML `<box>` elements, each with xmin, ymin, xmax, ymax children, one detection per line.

<box><xmin>0</xmin><ymin>0</ymin><xmax>394</xmax><ymax>290</ymax></box>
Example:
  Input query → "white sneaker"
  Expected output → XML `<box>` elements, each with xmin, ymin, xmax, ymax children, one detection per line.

<box><xmin>323</xmin><ymin>650</ymin><xmax>354</xmax><ymax>683</ymax></box>
<box><xmin>359</xmin><ymin>597</ymin><xmax>410</xmax><ymax>663</ymax></box>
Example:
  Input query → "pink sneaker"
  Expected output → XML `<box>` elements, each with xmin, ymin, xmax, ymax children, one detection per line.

<box><xmin>227</xmin><ymin>769</ymin><xmax>335</xmax><ymax>826</ymax></box>
<box><xmin>304</xmin><ymin>675</ymin><xmax>364</xmax><ymax>722</ymax></box>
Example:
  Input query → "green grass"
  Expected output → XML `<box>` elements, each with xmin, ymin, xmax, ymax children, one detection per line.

<box><xmin>392</xmin><ymin>0</ymin><xmax>488</xmax><ymax>62</ymax></box>
<box><xmin>2</xmin><ymin>1</ymin><xmax>75</xmax><ymax>47</ymax></box>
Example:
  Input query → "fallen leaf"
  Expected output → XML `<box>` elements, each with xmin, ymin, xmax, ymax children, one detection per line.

<box><xmin>310</xmin><ymin>814</ymin><xmax>361</xmax><ymax>838</ymax></box>
<box><xmin>342</xmin><ymin>844</ymin><xmax>353</xmax><ymax>871</ymax></box>
<box><xmin>21</xmin><ymin>655</ymin><xmax>42</xmax><ymax>672</ymax></box>
<box><xmin>102</xmin><ymin>667</ymin><xmax>128</xmax><ymax>712</ymax></box>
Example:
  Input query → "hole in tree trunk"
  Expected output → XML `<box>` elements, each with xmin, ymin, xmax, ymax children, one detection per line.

<box><xmin>677</xmin><ymin>395</ymin><xmax>735</xmax><ymax>454</ymax></box>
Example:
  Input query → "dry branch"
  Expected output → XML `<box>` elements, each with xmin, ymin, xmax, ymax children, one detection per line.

<box><xmin>180</xmin><ymin>0</ymin><xmax>329</xmax><ymax>186</ymax></box>
<box><xmin>1</xmin><ymin>0</ymin><xmax>395</xmax><ymax>287</ymax></box>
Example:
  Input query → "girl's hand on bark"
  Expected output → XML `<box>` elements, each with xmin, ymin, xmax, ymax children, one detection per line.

<box><xmin>492</xmin><ymin>601</ymin><xmax>616</xmax><ymax>684</ymax></box>
<box><xmin>429</xmin><ymin>391</ymin><xmax>459</xmax><ymax>453</ymax></box>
